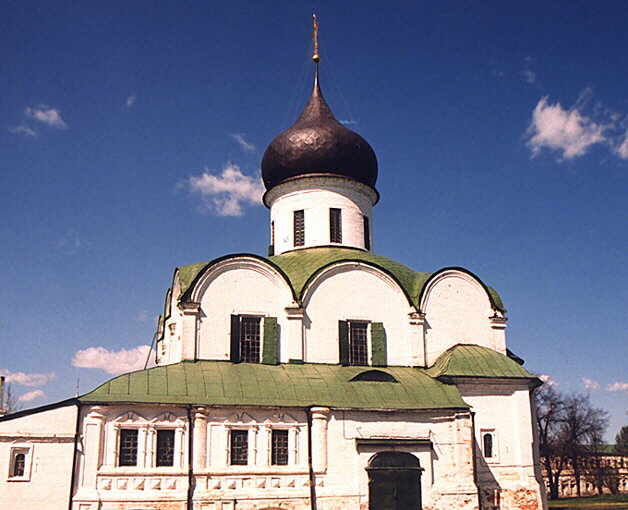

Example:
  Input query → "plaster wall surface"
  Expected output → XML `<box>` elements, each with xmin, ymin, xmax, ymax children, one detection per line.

<box><xmin>0</xmin><ymin>403</ymin><xmax>77</xmax><ymax>510</ymax></box>
<box><xmin>302</xmin><ymin>264</ymin><xmax>418</xmax><ymax>365</ymax></box>
<box><xmin>422</xmin><ymin>271</ymin><xmax>501</xmax><ymax>365</ymax></box>
<box><xmin>266</xmin><ymin>177</ymin><xmax>375</xmax><ymax>255</ymax></box>
<box><xmin>193</xmin><ymin>260</ymin><xmax>294</xmax><ymax>362</ymax></box>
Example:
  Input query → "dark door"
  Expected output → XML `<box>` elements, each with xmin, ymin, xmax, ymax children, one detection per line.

<box><xmin>367</xmin><ymin>452</ymin><xmax>422</xmax><ymax>510</ymax></box>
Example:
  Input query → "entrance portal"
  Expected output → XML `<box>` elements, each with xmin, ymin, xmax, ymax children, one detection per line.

<box><xmin>367</xmin><ymin>451</ymin><xmax>422</xmax><ymax>510</ymax></box>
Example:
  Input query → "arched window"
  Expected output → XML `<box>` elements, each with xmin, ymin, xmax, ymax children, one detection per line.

<box><xmin>483</xmin><ymin>432</ymin><xmax>493</xmax><ymax>458</ymax></box>
<box><xmin>12</xmin><ymin>453</ymin><xmax>25</xmax><ymax>477</ymax></box>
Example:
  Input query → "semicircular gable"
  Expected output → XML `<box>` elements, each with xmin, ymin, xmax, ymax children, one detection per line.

<box><xmin>300</xmin><ymin>259</ymin><xmax>417</xmax><ymax>310</ymax></box>
<box><xmin>180</xmin><ymin>253</ymin><xmax>298</xmax><ymax>304</ymax></box>
<box><xmin>418</xmin><ymin>267</ymin><xmax>505</xmax><ymax>313</ymax></box>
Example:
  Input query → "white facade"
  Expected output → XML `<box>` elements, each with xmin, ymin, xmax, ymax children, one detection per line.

<box><xmin>264</xmin><ymin>176</ymin><xmax>377</xmax><ymax>255</ymax></box>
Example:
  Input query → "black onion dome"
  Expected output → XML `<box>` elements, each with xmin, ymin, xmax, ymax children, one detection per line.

<box><xmin>262</xmin><ymin>74</ymin><xmax>378</xmax><ymax>190</ymax></box>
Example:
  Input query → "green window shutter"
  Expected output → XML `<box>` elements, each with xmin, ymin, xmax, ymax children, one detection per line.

<box><xmin>262</xmin><ymin>316</ymin><xmax>279</xmax><ymax>365</ymax></box>
<box><xmin>230</xmin><ymin>315</ymin><xmax>241</xmax><ymax>363</ymax></box>
<box><xmin>371</xmin><ymin>322</ymin><xmax>387</xmax><ymax>367</ymax></box>
<box><xmin>339</xmin><ymin>320</ymin><xmax>349</xmax><ymax>366</ymax></box>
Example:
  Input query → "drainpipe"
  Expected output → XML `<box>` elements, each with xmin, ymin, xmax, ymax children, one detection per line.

<box><xmin>67</xmin><ymin>401</ymin><xmax>81</xmax><ymax>510</ymax></box>
<box><xmin>470</xmin><ymin>411</ymin><xmax>482</xmax><ymax>510</ymax></box>
<box><xmin>187</xmin><ymin>405</ymin><xmax>195</xmax><ymax>510</ymax></box>
<box><xmin>306</xmin><ymin>407</ymin><xmax>317</xmax><ymax>510</ymax></box>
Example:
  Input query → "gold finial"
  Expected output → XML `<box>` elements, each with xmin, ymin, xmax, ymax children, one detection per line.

<box><xmin>312</xmin><ymin>14</ymin><xmax>320</xmax><ymax>63</ymax></box>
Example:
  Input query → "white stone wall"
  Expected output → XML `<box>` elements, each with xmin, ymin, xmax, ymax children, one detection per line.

<box><xmin>265</xmin><ymin>176</ymin><xmax>377</xmax><ymax>255</ymax></box>
<box><xmin>161</xmin><ymin>262</ymin><xmax>508</xmax><ymax>368</ymax></box>
<box><xmin>302</xmin><ymin>263</ymin><xmax>419</xmax><ymax>364</ymax></box>
<box><xmin>0</xmin><ymin>403</ymin><xmax>78</xmax><ymax>510</ymax></box>
<box><xmin>421</xmin><ymin>270</ymin><xmax>506</xmax><ymax>366</ymax></box>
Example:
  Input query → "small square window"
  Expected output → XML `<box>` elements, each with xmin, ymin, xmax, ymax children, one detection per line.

<box><xmin>271</xmin><ymin>429</ymin><xmax>289</xmax><ymax>465</ymax></box>
<box><xmin>230</xmin><ymin>429</ymin><xmax>248</xmax><ymax>465</ymax></box>
<box><xmin>156</xmin><ymin>429</ymin><xmax>175</xmax><ymax>467</ymax></box>
<box><xmin>118</xmin><ymin>429</ymin><xmax>138</xmax><ymax>466</ymax></box>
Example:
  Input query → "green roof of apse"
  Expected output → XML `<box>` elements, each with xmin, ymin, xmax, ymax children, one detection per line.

<box><xmin>79</xmin><ymin>361</ymin><xmax>469</xmax><ymax>410</ymax></box>
<box><xmin>427</xmin><ymin>344</ymin><xmax>536</xmax><ymax>379</ymax></box>
<box><xmin>176</xmin><ymin>247</ymin><xmax>505</xmax><ymax>311</ymax></box>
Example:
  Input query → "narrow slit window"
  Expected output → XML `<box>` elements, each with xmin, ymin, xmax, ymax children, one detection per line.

<box><xmin>156</xmin><ymin>429</ymin><xmax>175</xmax><ymax>467</ymax></box>
<box><xmin>330</xmin><ymin>208</ymin><xmax>342</xmax><ymax>243</ymax></box>
<box><xmin>118</xmin><ymin>429</ymin><xmax>138</xmax><ymax>466</ymax></box>
<box><xmin>240</xmin><ymin>316</ymin><xmax>261</xmax><ymax>363</ymax></box>
<box><xmin>230</xmin><ymin>429</ymin><xmax>248</xmax><ymax>465</ymax></box>
<box><xmin>483</xmin><ymin>432</ymin><xmax>494</xmax><ymax>458</ymax></box>
<box><xmin>293</xmin><ymin>210</ymin><xmax>304</xmax><ymax>247</ymax></box>
<box><xmin>271</xmin><ymin>429</ymin><xmax>289</xmax><ymax>465</ymax></box>
<box><xmin>349</xmin><ymin>321</ymin><xmax>368</xmax><ymax>366</ymax></box>
<box><xmin>363</xmin><ymin>215</ymin><xmax>370</xmax><ymax>250</ymax></box>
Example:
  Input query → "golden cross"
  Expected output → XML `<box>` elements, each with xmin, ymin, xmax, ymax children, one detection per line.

<box><xmin>312</xmin><ymin>14</ymin><xmax>320</xmax><ymax>63</ymax></box>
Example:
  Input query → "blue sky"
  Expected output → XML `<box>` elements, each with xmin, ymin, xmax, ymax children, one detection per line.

<box><xmin>1</xmin><ymin>1</ymin><xmax>626</xmax><ymax>440</ymax></box>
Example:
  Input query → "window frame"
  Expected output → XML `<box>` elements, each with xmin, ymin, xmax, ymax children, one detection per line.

<box><xmin>238</xmin><ymin>314</ymin><xmax>263</xmax><ymax>363</ymax></box>
<box><xmin>229</xmin><ymin>428</ymin><xmax>249</xmax><ymax>466</ymax></box>
<box><xmin>329</xmin><ymin>208</ymin><xmax>342</xmax><ymax>244</ymax></box>
<box><xmin>7</xmin><ymin>445</ymin><xmax>32</xmax><ymax>481</ymax></box>
<box><xmin>271</xmin><ymin>428</ymin><xmax>290</xmax><ymax>466</ymax></box>
<box><xmin>118</xmin><ymin>428</ymin><xmax>139</xmax><ymax>467</ymax></box>
<box><xmin>481</xmin><ymin>429</ymin><xmax>499</xmax><ymax>463</ymax></box>
<box><xmin>348</xmin><ymin>320</ymin><xmax>370</xmax><ymax>366</ymax></box>
<box><xmin>155</xmin><ymin>428</ymin><xmax>176</xmax><ymax>467</ymax></box>
<box><xmin>293</xmin><ymin>209</ymin><xmax>305</xmax><ymax>247</ymax></box>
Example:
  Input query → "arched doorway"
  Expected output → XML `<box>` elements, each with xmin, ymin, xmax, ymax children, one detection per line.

<box><xmin>367</xmin><ymin>451</ymin><xmax>422</xmax><ymax>510</ymax></box>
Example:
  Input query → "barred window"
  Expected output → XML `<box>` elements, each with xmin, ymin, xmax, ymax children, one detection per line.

<box><xmin>156</xmin><ymin>429</ymin><xmax>175</xmax><ymax>467</ymax></box>
<box><xmin>12</xmin><ymin>453</ymin><xmax>25</xmax><ymax>477</ymax></box>
<box><xmin>349</xmin><ymin>321</ymin><xmax>368</xmax><ymax>366</ymax></box>
<box><xmin>230</xmin><ymin>429</ymin><xmax>248</xmax><ymax>465</ymax></box>
<box><xmin>293</xmin><ymin>210</ymin><xmax>304</xmax><ymax>247</ymax></box>
<box><xmin>241</xmin><ymin>316</ymin><xmax>261</xmax><ymax>363</ymax></box>
<box><xmin>330</xmin><ymin>208</ymin><xmax>342</xmax><ymax>243</ymax></box>
<box><xmin>271</xmin><ymin>429</ymin><xmax>289</xmax><ymax>465</ymax></box>
<box><xmin>119</xmin><ymin>429</ymin><xmax>138</xmax><ymax>466</ymax></box>
<box><xmin>363</xmin><ymin>215</ymin><xmax>370</xmax><ymax>250</ymax></box>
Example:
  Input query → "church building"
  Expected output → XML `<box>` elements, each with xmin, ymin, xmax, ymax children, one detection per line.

<box><xmin>0</xmin><ymin>21</ymin><xmax>548</xmax><ymax>510</ymax></box>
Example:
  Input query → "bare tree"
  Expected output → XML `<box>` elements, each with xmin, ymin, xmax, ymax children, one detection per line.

<box><xmin>615</xmin><ymin>426</ymin><xmax>628</xmax><ymax>456</ymax></box>
<box><xmin>560</xmin><ymin>393</ymin><xmax>609</xmax><ymax>497</ymax></box>
<box><xmin>535</xmin><ymin>383</ymin><xmax>567</xmax><ymax>499</ymax></box>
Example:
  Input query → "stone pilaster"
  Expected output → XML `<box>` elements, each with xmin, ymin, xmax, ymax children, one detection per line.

<box><xmin>310</xmin><ymin>407</ymin><xmax>330</xmax><ymax>473</ymax></box>
<box><xmin>82</xmin><ymin>407</ymin><xmax>106</xmax><ymax>489</ymax></box>
<box><xmin>194</xmin><ymin>407</ymin><xmax>209</xmax><ymax>470</ymax></box>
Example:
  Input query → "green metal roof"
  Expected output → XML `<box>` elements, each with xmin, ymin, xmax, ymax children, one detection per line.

<box><xmin>426</xmin><ymin>344</ymin><xmax>536</xmax><ymax>379</ymax></box>
<box><xmin>175</xmin><ymin>247</ymin><xmax>505</xmax><ymax>311</ymax></box>
<box><xmin>80</xmin><ymin>361</ymin><xmax>469</xmax><ymax>410</ymax></box>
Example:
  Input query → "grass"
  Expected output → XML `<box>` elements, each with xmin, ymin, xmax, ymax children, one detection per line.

<box><xmin>548</xmin><ymin>494</ymin><xmax>628</xmax><ymax>509</ymax></box>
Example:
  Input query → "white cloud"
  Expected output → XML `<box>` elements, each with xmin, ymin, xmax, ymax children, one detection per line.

<box><xmin>582</xmin><ymin>377</ymin><xmax>600</xmax><ymax>390</ymax></box>
<box><xmin>340</xmin><ymin>119</ymin><xmax>357</xmax><ymax>125</ymax></box>
<box><xmin>187</xmin><ymin>163</ymin><xmax>265</xmax><ymax>217</ymax></box>
<box><xmin>136</xmin><ymin>310</ymin><xmax>149</xmax><ymax>323</ymax></box>
<box><xmin>55</xmin><ymin>229</ymin><xmax>84</xmax><ymax>255</ymax></box>
<box><xmin>0</xmin><ymin>369</ymin><xmax>56</xmax><ymax>387</ymax></box>
<box><xmin>25</xmin><ymin>105</ymin><xmax>67</xmax><ymax>129</ymax></box>
<box><xmin>230</xmin><ymin>134</ymin><xmax>256</xmax><ymax>153</ymax></box>
<box><xmin>126</xmin><ymin>95</ymin><xmax>136</xmax><ymax>108</ymax></box>
<box><xmin>539</xmin><ymin>374</ymin><xmax>558</xmax><ymax>387</ymax></box>
<box><xmin>9</xmin><ymin>125</ymin><xmax>37</xmax><ymax>137</ymax></box>
<box><xmin>18</xmin><ymin>390</ymin><xmax>45</xmax><ymax>402</ymax></box>
<box><xmin>526</xmin><ymin>97</ymin><xmax>606</xmax><ymax>159</ymax></box>
<box><xmin>615</xmin><ymin>133</ymin><xmax>628</xmax><ymax>159</ymax></box>
<box><xmin>72</xmin><ymin>345</ymin><xmax>153</xmax><ymax>375</ymax></box>
<box><xmin>607</xmin><ymin>381</ymin><xmax>628</xmax><ymax>392</ymax></box>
